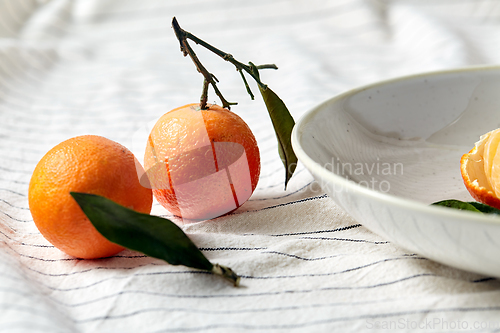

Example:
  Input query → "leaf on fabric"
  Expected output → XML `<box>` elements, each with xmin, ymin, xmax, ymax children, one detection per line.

<box><xmin>70</xmin><ymin>192</ymin><xmax>240</xmax><ymax>286</ymax></box>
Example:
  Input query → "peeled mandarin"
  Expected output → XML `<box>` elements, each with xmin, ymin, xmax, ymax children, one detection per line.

<box><xmin>461</xmin><ymin>129</ymin><xmax>500</xmax><ymax>209</ymax></box>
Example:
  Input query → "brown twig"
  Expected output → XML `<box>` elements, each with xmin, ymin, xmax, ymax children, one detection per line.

<box><xmin>172</xmin><ymin>16</ymin><xmax>277</xmax><ymax>109</ymax></box>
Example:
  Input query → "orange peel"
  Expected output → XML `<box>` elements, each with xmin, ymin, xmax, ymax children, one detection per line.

<box><xmin>144</xmin><ymin>103</ymin><xmax>260</xmax><ymax>221</ymax></box>
<box><xmin>461</xmin><ymin>129</ymin><xmax>500</xmax><ymax>209</ymax></box>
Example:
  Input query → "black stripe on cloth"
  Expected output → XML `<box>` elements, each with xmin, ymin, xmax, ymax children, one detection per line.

<box><xmin>8</xmin><ymin>273</ymin><xmax>478</xmax><ymax>309</ymax></box>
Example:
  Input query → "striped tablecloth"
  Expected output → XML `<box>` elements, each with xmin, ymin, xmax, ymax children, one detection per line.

<box><xmin>2</xmin><ymin>0</ymin><xmax>500</xmax><ymax>332</ymax></box>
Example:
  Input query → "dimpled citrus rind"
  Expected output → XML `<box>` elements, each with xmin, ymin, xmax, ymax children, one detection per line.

<box><xmin>29</xmin><ymin>135</ymin><xmax>153</xmax><ymax>259</ymax></box>
<box><xmin>144</xmin><ymin>103</ymin><xmax>260</xmax><ymax>220</ymax></box>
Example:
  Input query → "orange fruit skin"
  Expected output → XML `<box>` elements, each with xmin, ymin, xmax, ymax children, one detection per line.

<box><xmin>461</xmin><ymin>147</ymin><xmax>500</xmax><ymax>210</ymax></box>
<box><xmin>29</xmin><ymin>135</ymin><xmax>153</xmax><ymax>259</ymax></box>
<box><xmin>144</xmin><ymin>103</ymin><xmax>260</xmax><ymax>221</ymax></box>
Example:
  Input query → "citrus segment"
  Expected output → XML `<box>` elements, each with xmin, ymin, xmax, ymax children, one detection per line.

<box><xmin>483</xmin><ymin>129</ymin><xmax>500</xmax><ymax>198</ymax></box>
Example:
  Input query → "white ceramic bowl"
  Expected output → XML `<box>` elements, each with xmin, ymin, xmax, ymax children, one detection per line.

<box><xmin>292</xmin><ymin>65</ymin><xmax>500</xmax><ymax>277</ymax></box>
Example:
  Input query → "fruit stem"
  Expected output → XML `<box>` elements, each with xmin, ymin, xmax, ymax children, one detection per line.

<box><xmin>172</xmin><ymin>18</ymin><xmax>235</xmax><ymax>109</ymax></box>
<box><xmin>211</xmin><ymin>263</ymin><xmax>241</xmax><ymax>286</ymax></box>
<box><xmin>238</xmin><ymin>69</ymin><xmax>254</xmax><ymax>100</ymax></box>
<box><xmin>200</xmin><ymin>78</ymin><xmax>209</xmax><ymax>108</ymax></box>
<box><xmin>172</xmin><ymin>17</ymin><xmax>278</xmax><ymax>109</ymax></box>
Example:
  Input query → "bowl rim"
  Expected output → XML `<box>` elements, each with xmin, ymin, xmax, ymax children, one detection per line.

<box><xmin>291</xmin><ymin>64</ymin><xmax>500</xmax><ymax>226</ymax></box>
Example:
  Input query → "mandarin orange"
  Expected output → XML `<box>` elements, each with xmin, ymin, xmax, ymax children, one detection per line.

<box><xmin>461</xmin><ymin>128</ymin><xmax>500</xmax><ymax>209</ymax></box>
<box><xmin>29</xmin><ymin>135</ymin><xmax>153</xmax><ymax>259</ymax></box>
<box><xmin>144</xmin><ymin>103</ymin><xmax>260</xmax><ymax>221</ymax></box>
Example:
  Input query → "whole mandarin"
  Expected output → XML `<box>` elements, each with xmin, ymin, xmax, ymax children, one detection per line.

<box><xmin>29</xmin><ymin>135</ymin><xmax>153</xmax><ymax>259</ymax></box>
<box><xmin>144</xmin><ymin>103</ymin><xmax>260</xmax><ymax>221</ymax></box>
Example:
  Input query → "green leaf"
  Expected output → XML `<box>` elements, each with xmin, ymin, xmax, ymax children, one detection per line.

<box><xmin>70</xmin><ymin>192</ymin><xmax>240</xmax><ymax>286</ymax></box>
<box><xmin>467</xmin><ymin>202</ymin><xmax>500</xmax><ymax>215</ymax></box>
<box><xmin>432</xmin><ymin>199</ymin><xmax>500</xmax><ymax>216</ymax></box>
<box><xmin>248</xmin><ymin>63</ymin><xmax>297</xmax><ymax>189</ymax></box>
<box><xmin>259</xmin><ymin>86</ymin><xmax>297</xmax><ymax>189</ymax></box>
<box><xmin>432</xmin><ymin>199</ymin><xmax>482</xmax><ymax>213</ymax></box>
<box><xmin>254</xmin><ymin>81</ymin><xmax>297</xmax><ymax>189</ymax></box>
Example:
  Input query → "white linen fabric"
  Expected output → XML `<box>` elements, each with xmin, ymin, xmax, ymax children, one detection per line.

<box><xmin>2</xmin><ymin>0</ymin><xmax>500</xmax><ymax>332</ymax></box>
